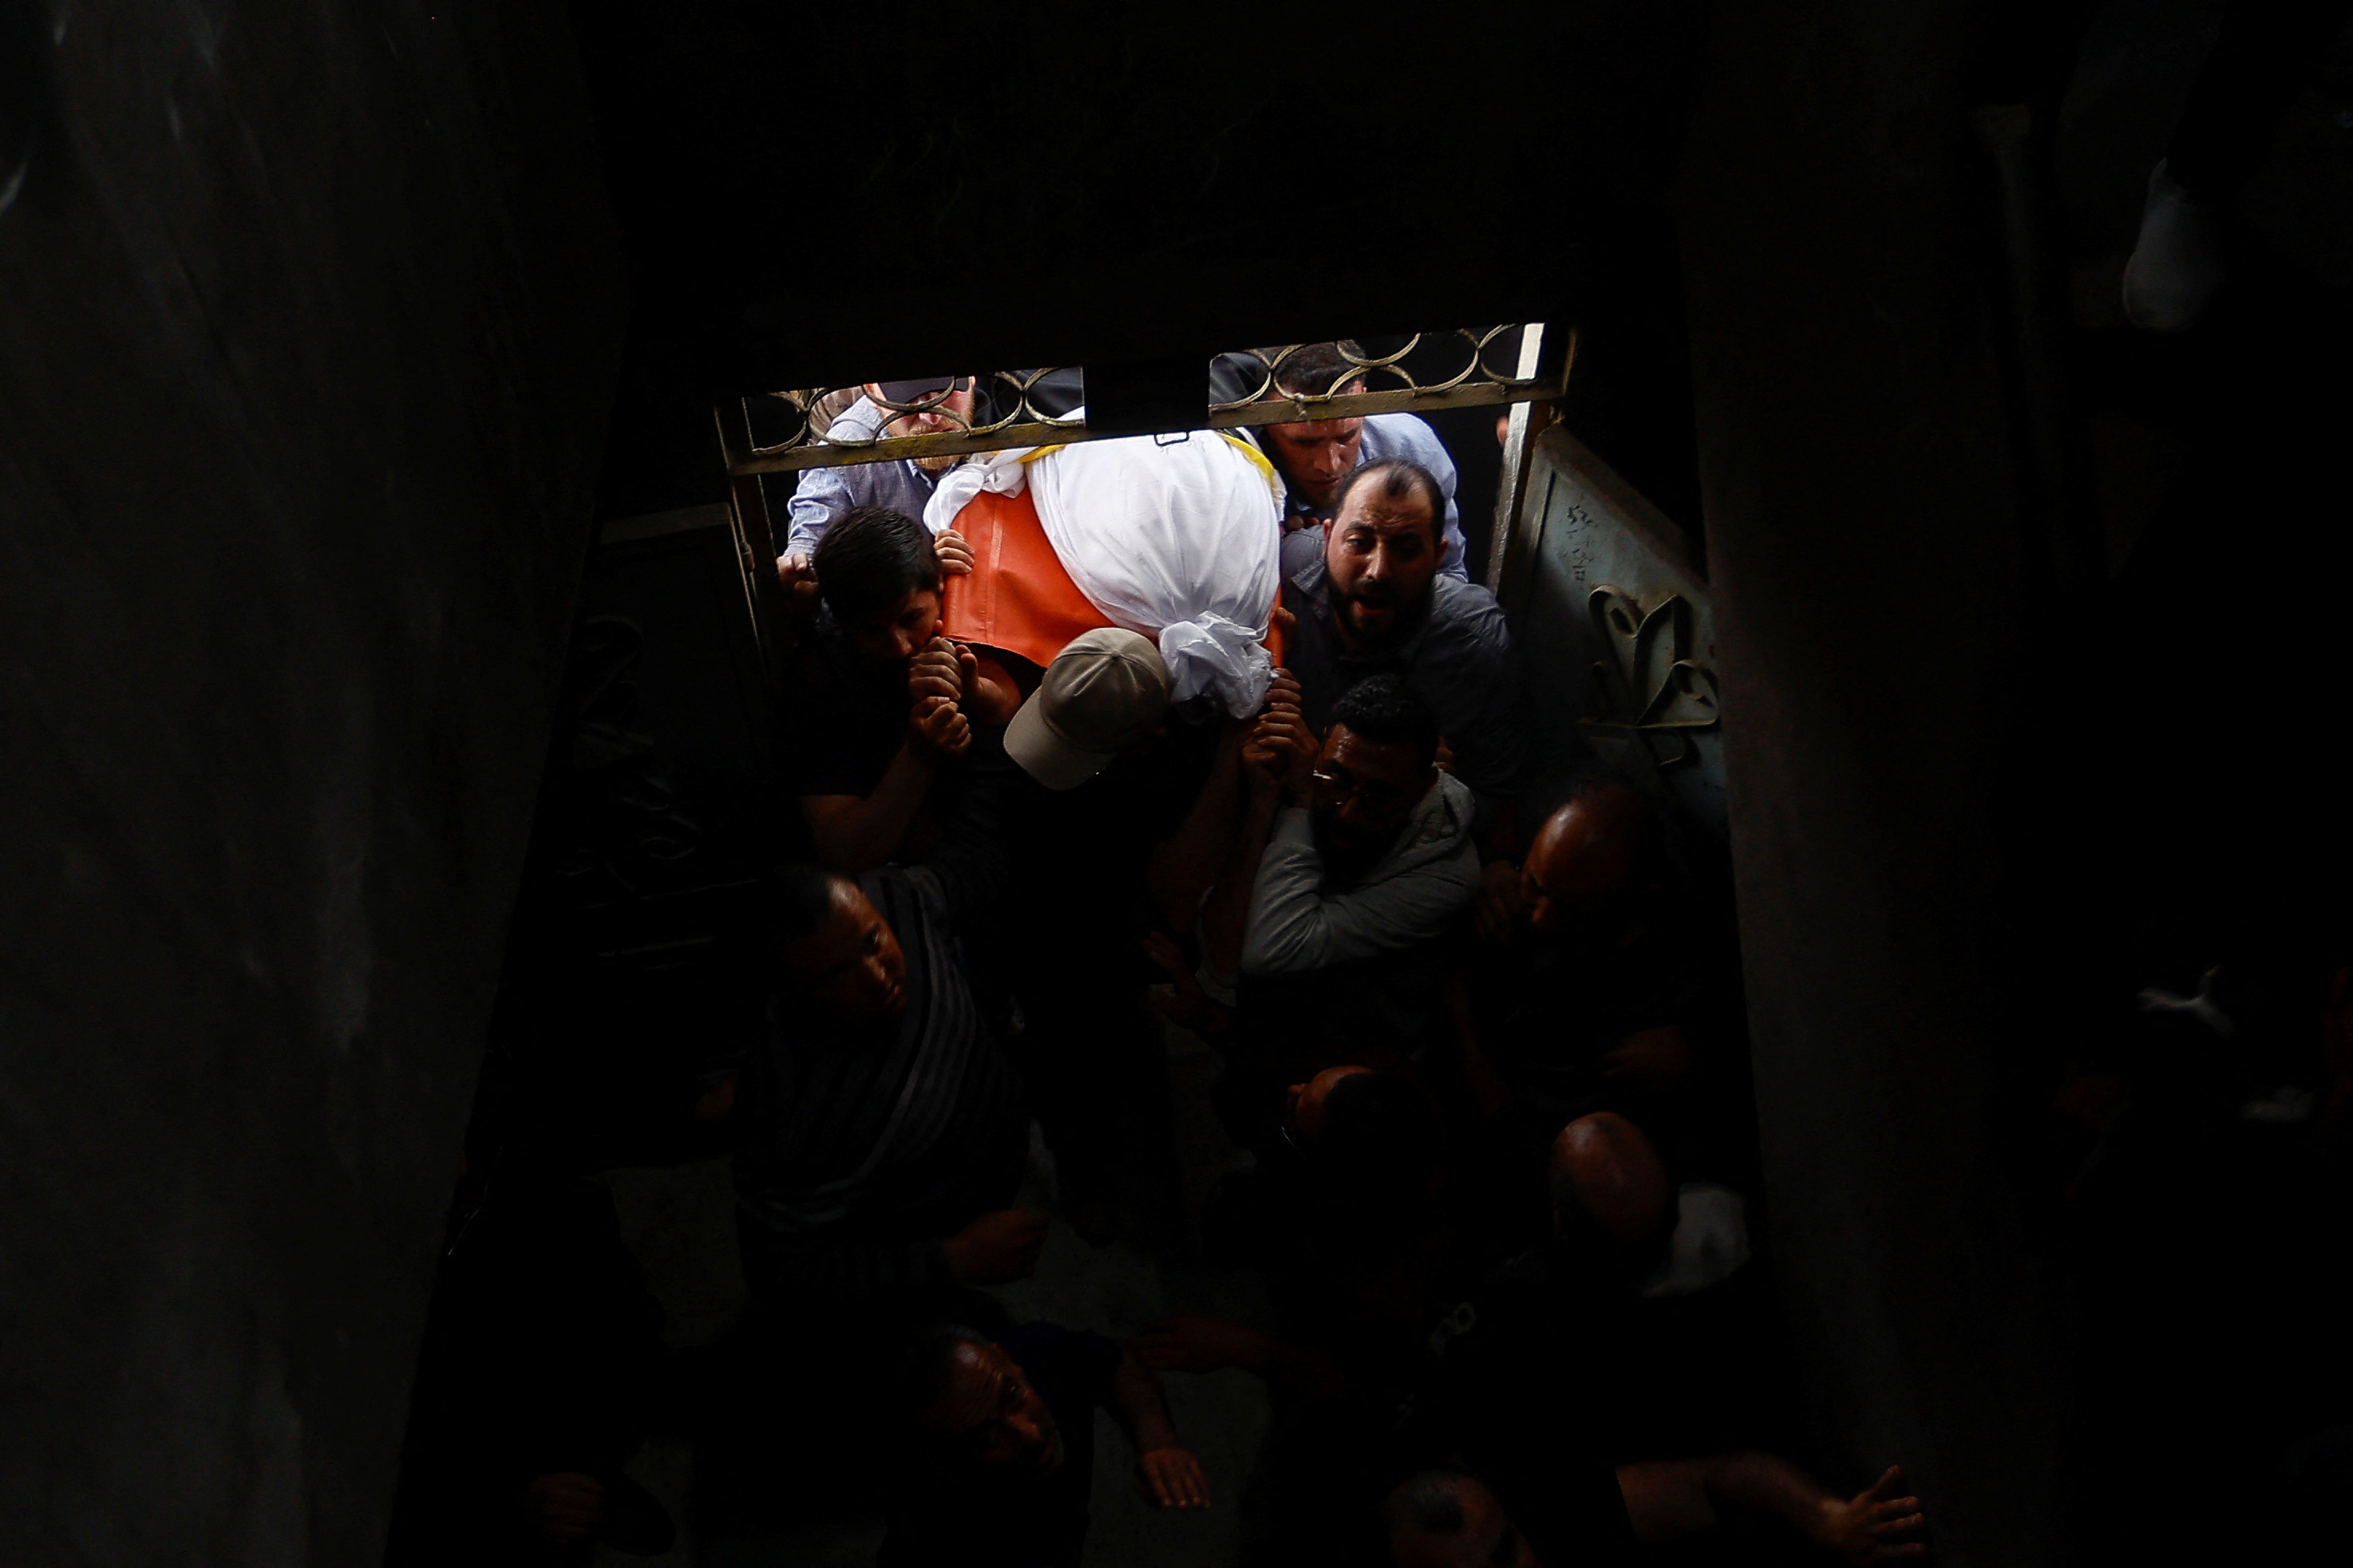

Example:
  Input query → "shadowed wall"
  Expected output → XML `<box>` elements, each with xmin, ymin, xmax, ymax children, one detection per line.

<box><xmin>0</xmin><ymin>3</ymin><xmax>626</xmax><ymax>1562</ymax></box>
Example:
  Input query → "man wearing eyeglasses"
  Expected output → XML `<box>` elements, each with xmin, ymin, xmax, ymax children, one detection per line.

<box><xmin>1199</xmin><ymin>671</ymin><xmax>1481</xmax><ymax>1060</ymax></box>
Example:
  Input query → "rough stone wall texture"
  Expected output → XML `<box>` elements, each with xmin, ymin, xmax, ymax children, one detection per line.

<box><xmin>0</xmin><ymin>3</ymin><xmax>626</xmax><ymax>1562</ymax></box>
<box><xmin>1675</xmin><ymin>3</ymin><xmax>2068</xmax><ymax>1564</ymax></box>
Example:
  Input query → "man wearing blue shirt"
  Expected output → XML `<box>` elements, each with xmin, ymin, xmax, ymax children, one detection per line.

<box><xmin>1250</xmin><ymin>342</ymin><xmax>1469</xmax><ymax>580</ymax></box>
<box><xmin>775</xmin><ymin>376</ymin><xmax>979</xmax><ymax>567</ymax></box>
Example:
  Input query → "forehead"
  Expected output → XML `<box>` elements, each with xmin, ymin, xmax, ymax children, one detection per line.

<box><xmin>779</xmin><ymin>880</ymin><xmax>877</xmax><ymax>962</ymax></box>
<box><xmin>1334</xmin><ymin>487</ymin><xmax>1435</xmax><ymax>536</ymax></box>
<box><xmin>926</xmin><ymin>1341</ymin><xmax>1014</xmax><ymax>1429</ymax></box>
<box><xmin>849</xmin><ymin>587</ymin><xmax>939</xmax><ymax>626</ymax></box>
<box><xmin>1269</xmin><ymin>416</ymin><xmax>1364</xmax><ymax>441</ymax></box>
<box><xmin>1323</xmin><ymin>724</ymin><xmax>1422</xmax><ymax>780</ymax></box>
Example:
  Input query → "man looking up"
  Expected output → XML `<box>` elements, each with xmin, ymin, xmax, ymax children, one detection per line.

<box><xmin>733</xmin><ymin>863</ymin><xmax>1044</xmax><ymax>1331</ymax></box>
<box><xmin>881</xmin><ymin>1321</ymin><xmax>1208</xmax><ymax>1567</ymax></box>
<box><xmin>794</xmin><ymin>505</ymin><xmax>1016</xmax><ymax>872</ymax></box>
<box><xmin>1247</xmin><ymin>342</ymin><xmax>1469</xmax><ymax>579</ymax></box>
<box><xmin>1281</xmin><ymin>459</ymin><xmax>1527</xmax><ymax>831</ymax></box>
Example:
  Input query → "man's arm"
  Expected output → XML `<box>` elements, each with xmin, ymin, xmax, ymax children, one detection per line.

<box><xmin>1109</xmin><ymin>1347</ymin><xmax>1211</xmax><ymax>1510</ymax></box>
<box><xmin>1128</xmin><ymin>1311</ymin><xmax>1352</xmax><ymax>1405</ymax></box>
<box><xmin>801</xmin><ymin>697</ymin><xmax>967</xmax><ymax>873</ymax></box>
<box><xmin>1201</xmin><ymin>684</ymin><xmax>1311</xmax><ymax>980</ymax></box>
<box><xmin>1148</xmin><ymin>718</ymin><xmax>1249</xmax><ymax>934</ymax></box>
<box><xmin>1616</xmin><ymin>1455</ymin><xmax>1927</xmax><ymax>1563</ymax></box>
<box><xmin>781</xmin><ymin>464</ymin><xmax>852</xmax><ymax>561</ymax></box>
<box><xmin>1240</xmin><ymin>823</ymin><xmax>1480</xmax><ymax>978</ymax></box>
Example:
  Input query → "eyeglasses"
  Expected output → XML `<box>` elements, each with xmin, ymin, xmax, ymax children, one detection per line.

<box><xmin>1308</xmin><ymin>768</ymin><xmax>1411</xmax><ymax>815</ymax></box>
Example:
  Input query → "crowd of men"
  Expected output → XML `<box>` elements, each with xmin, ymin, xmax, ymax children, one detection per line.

<box><xmin>397</xmin><ymin>344</ymin><xmax>1933</xmax><ymax>1566</ymax></box>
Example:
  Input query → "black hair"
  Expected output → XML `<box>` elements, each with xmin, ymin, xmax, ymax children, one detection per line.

<box><xmin>761</xmin><ymin>863</ymin><xmax>846</xmax><ymax>942</ymax></box>
<box><xmin>813</xmin><ymin>505</ymin><xmax>941</xmax><ymax>622</ymax></box>
<box><xmin>1333</xmin><ymin>458</ymin><xmax>1445</xmax><ymax>540</ymax></box>
<box><xmin>1328</xmin><ymin>673</ymin><xmax>1440</xmax><ymax>769</ymax></box>
<box><xmin>1315</xmin><ymin>1071</ymin><xmax>1440</xmax><ymax>1211</ymax></box>
<box><xmin>1382</xmin><ymin>1469</ymin><xmax>1473</xmax><ymax>1538</ymax></box>
<box><xmin>888</xmin><ymin>1321</ymin><xmax>997</xmax><ymax>1427</ymax></box>
<box><xmin>1271</xmin><ymin>340</ymin><xmax>1369</xmax><ymax>398</ymax></box>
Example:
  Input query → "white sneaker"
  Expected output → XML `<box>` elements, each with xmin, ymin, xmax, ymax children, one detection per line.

<box><xmin>2122</xmin><ymin>158</ymin><xmax>2227</xmax><ymax>332</ymax></box>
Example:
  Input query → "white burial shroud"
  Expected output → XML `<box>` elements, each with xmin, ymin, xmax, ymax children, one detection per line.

<box><xmin>924</xmin><ymin>428</ymin><xmax>1283</xmax><ymax>718</ymax></box>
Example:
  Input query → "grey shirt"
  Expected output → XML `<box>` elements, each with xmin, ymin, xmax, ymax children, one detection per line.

<box><xmin>1271</xmin><ymin>412</ymin><xmax>1468</xmax><ymax>580</ymax></box>
<box><xmin>780</xmin><ymin>397</ymin><xmax>943</xmax><ymax>558</ymax></box>
<box><xmin>1282</xmin><ymin>572</ymin><xmax>1528</xmax><ymax>827</ymax></box>
<box><xmin>1241</xmin><ymin>770</ymin><xmax>1482</xmax><ymax>978</ymax></box>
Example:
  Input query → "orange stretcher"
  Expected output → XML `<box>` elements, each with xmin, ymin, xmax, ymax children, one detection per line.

<box><xmin>939</xmin><ymin>480</ymin><xmax>1285</xmax><ymax>672</ymax></box>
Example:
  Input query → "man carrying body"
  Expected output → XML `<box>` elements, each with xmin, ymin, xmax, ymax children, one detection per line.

<box><xmin>793</xmin><ymin>504</ymin><xmax>1014</xmax><ymax>872</ymax></box>
<box><xmin>1200</xmin><ymin>672</ymin><xmax>1481</xmax><ymax>1068</ymax></box>
<box><xmin>775</xmin><ymin>376</ymin><xmax>981</xmax><ymax>589</ymax></box>
<box><xmin>1240</xmin><ymin>341</ymin><xmax>1470</xmax><ymax>580</ymax></box>
<box><xmin>1280</xmin><ymin>459</ymin><xmax>1526</xmax><ymax>835</ymax></box>
<box><xmin>883</xmin><ymin>1321</ymin><xmax>1208</xmax><ymax>1567</ymax></box>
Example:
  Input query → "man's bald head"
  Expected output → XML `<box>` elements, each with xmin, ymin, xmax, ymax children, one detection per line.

<box><xmin>1522</xmin><ymin>780</ymin><xmax>1660</xmax><ymax>943</ymax></box>
<box><xmin>1549</xmin><ymin>1112</ymin><xmax>1671</xmax><ymax>1250</ymax></box>
<box><xmin>1383</xmin><ymin>1470</ymin><xmax>1540</xmax><ymax>1568</ymax></box>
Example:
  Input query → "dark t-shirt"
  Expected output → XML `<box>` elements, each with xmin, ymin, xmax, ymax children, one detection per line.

<box><xmin>1468</xmin><ymin>906</ymin><xmax>1755</xmax><ymax>1188</ymax></box>
<box><xmin>791</xmin><ymin>620</ymin><xmax>914</xmax><ymax>799</ymax></box>
<box><xmin>880</xmin><ymin>1323</ymin><xmax>1123</xmax><ymax>1568</ymax></box>
<box><xmin>1402</xmin><ymin>1242</ymin><xmax>1641</xmax><ymax>1566</ymax></box>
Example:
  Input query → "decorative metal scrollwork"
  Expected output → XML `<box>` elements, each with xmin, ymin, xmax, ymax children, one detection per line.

<box><xmin>716</xmin><ymin>325</ymin><xmax>1569</xmax><ymax>476</ymax></box>
<box><xmin>1576</xmin><ymin>585</ymin><xmax>1720</xmax><ymax>770</ymax></box>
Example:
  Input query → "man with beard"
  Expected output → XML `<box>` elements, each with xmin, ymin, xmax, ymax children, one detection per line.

<box><xmin>1280</xmin><ymin>459</ymin><xmax>1526</xmax><ymax>833</ymax></box>
<box><xmin>1236</xmin><ymin>340</ymin><xmax>1470</xmax><ymax>581</ymax></box>
<box><xmin>1200</xmin><ymin>673</ymin><xmax>1481</xmax><ymax>1068</ymax></box>
<box><xmin>776</xmin><ymin>375</ymin><xmax>981</xmax><ymax>572</ymax></box>
<box><xmin>882</xmin><ymin>1321</ymin><xmax>1208</xmax><ymax>1568</ymax></box>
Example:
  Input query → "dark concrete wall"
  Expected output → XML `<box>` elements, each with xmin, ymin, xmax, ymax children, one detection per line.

<box><xmin>571</xmin><ymin>0</ymin><xmax>1710</xmax><ymax>391</ymax></box>
<box><xmin>0</xmin><ymin>4</ymin><xmax>626</xmax><ymax>1562</ymax></box>
<box><xmin>1676</xmin><ymin>4</ymin><xmax>2068</xmax><ymax>1564</ymax></box>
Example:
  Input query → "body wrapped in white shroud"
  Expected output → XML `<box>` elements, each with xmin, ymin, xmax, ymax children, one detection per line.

<box><xmin>924</xmin><ymin>429</ymin><xmax>1283</xmax><ymax>717</ymax></box>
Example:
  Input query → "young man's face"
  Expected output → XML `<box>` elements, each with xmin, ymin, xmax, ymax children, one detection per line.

<box><xmin>918</xmin><ymin>1340</ymin><xmax>1064</xmax><ymax>1481</ymax></box>
<box><xmin>1310</xmin><ymin>724</ymin><xmax>1431</xmax><ymax>860</ymax></box>
<box><xmin>1324</xmin><ymin>488</ymin><xmax>1440</xmax><ymax>646</ymax></box>
<box><xmin>1264</xmin><ymin>414</ymin><xmax>1366</xmax><ymax>511</ymax></box>
<box><xmin>775</xmin><ymin>879</ymin><xmax>907</xmax><ymax>1024</ymax></box>
<box><xmin>843</xmin><ymin>587</ymin><xmax>943</xmax><ymax>666</ymax></box>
